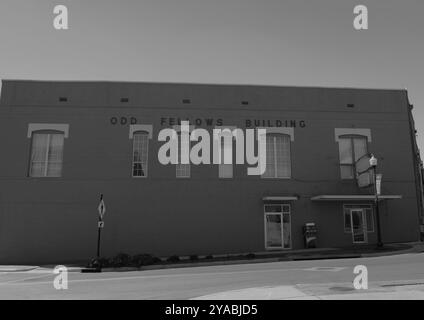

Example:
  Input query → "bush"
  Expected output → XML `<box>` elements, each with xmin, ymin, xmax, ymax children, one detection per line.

<box><xmin>245</xmin><ymin>253</ymin><xmax>256</xmax><ymax>259</ymax></box>
<box><xmin>109</xmin><ymin>253</ymin><xmax>131</xmax><ymax>267</ymax></box>
<box><xmin>152</xmin><ymin>257</ymin><xmax>162</xmax><ymax>264</ymax></box>
<box><xmin>189</xmin><ymin>254</ymin><xmax>199</xmax><ymax>261</ymax></box>
<box><xmin>132</xmin><ymin>254</ymin><xmax>158</xmax><ymax>267</ymax></box>
<box><xmin>204</xmin><ymin>255</ymin><xmax>213</xmax><ymax>260</ymax></box>
<box><xmin>167</xmin><ymin>255</ymin><xmax>180</xmax><ymax>263</ymax></box>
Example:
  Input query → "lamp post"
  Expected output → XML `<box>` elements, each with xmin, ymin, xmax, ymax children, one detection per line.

<box><xmin>369</xmin><ymin>154</ymin><xmax>383</xmax><ymax>247</ymax></box>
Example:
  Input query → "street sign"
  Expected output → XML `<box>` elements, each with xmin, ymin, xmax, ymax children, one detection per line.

<box><xmin>357</xmin><ymin>171</ymin><xmax>372</xmax><ymax>188</ymax></box>
<box><xmin>355</xmin><ymin>154</ymin><xmax>371</xmax><ymax>175</ymax></box>
<box><xmin>355</xmin><ymin>154</ymin><xmax>372</xmax><ymax>188</ymax></box>
<box><xmin>98</xmin><ymin>197</ymin><xmax>106</xmax><ymax>219</ymax></box>
<box><xmin>376</xmin><ymin>174</ymin><xmax>383</xmax><ymax>195</ymax></box>
<box><xmin>98</xmin><ymin>221</ymin><xmax>104</xmax><ymax>228</ymax></box>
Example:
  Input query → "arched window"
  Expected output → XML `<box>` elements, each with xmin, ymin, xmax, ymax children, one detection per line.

<box><xmin>262</xmin><ymin>133</ymin><xmax>291</xmax><ymax>179</ymax></box>
<box><xmin>29</xmin><ymin>130</ymin><xmax>65</xmax><ymax>177</ymax></box>
<box><xmin>132</xmin><ymin>131</ymin><xmax>149</xmax><ymax>177</ymax></box>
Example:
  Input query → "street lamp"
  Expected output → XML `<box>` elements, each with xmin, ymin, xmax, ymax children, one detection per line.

<box><xmin>369</xmin><ymin>154</ymin><xmax>383</xmax><ymax>247</ymax></box>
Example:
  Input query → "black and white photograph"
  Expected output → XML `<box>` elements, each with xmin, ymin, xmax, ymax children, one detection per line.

<box><xmin>0</xmin><ymin>0</ymin><xmax>424</xmax><ymax>310</ymax></box>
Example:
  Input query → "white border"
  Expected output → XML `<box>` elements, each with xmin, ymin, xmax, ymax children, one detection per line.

<box><xmin>28</xmin><ymin>123</ymin><xmax>69</xmax><ymax>138</ymax></box>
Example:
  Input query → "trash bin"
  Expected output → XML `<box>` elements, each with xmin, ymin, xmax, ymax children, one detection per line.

<box><xmin>303</xmin><ymin>223</ymin><xmax>317</xmax><ymax>248</ymax></box>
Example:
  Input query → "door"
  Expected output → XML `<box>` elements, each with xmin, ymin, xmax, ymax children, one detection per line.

<box><xmin>265</xmin><ymin>213</ymin><xmax>283</xmax><ymax>249</ymax></box>
<box><xmin>264</xmin><ymin>204</ymin><xmax>292</xmax><ymax>250</ymax></box>
<box><xmin>350</xmin><ymin>209</ymin><xmax>368</xmax><ymax>243</ymax></box>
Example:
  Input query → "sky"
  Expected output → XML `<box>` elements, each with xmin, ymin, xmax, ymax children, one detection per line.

<box><xmin>0</xmin><ymin>0</ymin><xmax>423</xmax><ymax>149</ymax></box>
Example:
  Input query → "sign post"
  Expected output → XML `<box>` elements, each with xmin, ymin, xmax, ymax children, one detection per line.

<box><xmin>97</xmin><ymin>194</ymin><xmax>106</xmax><ymax>260</ymax></box>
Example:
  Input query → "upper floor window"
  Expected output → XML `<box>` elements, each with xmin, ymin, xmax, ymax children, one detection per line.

<box><xmin>217</xmin><ymin>128</ymin><xmax>234</xmax><ymax>179</ymax></box>
<box><xmin>262</xmin><ymin>134</ymin><xmax>291</xmax><ymax>178</ymax></box>
<box><xmin>176</xmin><ymin>133</ymin><xmax>191</xmax><ymax>178</ymax></box>
<box><xmin>219</xmin><ymin>142</ymin><xmax>233</xmax><ymax>178</ymax></box>
<box><xmin>338</xmin><ymin>135</ymin><xmax>368</xmax><ymax>179</ymax></box>
<box><xmin>29</xmin><ymin>131</ymin><xmax>65</xmax><ymax>177</ymax></box>
<box><xmin>132</xmin><ymin>131</ymin><xmax>149</xmax><ymax>177</ymax></box>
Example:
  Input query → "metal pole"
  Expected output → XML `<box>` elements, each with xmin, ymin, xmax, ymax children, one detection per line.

<box><xmin>374</xmin><ymin>167</ymin><xmax>383</xmax><ymax>247</ymax></box>
<box><xmin>96</xmin><ymin>219</ymin><xmax>102</xmax><ymax>259</ymax></box>
<box><xmin>96</xmin><ymin>194</ymin><xmax>103</xmax><ymax>259</ymax></box>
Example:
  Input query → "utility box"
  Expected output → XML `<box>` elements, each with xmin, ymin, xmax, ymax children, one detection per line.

<box><xmin>303</xmin><ymin>223</ymin><xmax>317</xmax><ymax>248</ymax></box>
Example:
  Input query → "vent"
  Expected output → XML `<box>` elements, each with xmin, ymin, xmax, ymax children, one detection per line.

<box><xmin>120</xmin><ymin>98</ymin><xmax>129</xmax><ymax>103</ymax></box>
<box><xmin>59</xmin><ymin>97</ymin><xmax>68</xmax><ymax>102</ymax></box>
<box><xmin>182</xmin><ymin>99</ymin><xmax>191</xmax><ymax>104</ymax></box>
<box><xmin>347</xmin><ymin>103</ymin><xmax>355</xmax><ymax>108</ymax></box>
<box><xmin>241</xmin><ymin>101</ymin><xmax>249</xmax><ymax>105</ymax></box>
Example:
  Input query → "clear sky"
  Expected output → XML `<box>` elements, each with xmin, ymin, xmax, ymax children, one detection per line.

<box><xmin>0</xmin><ymin>0</ymin><xmax>423</xmax><ymax>149</ymax></box>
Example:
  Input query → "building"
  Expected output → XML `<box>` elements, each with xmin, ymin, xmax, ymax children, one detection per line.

<box><xmin>0</xmin><ymin>79</ymin><xmax>423</xmax><ymax>264</ymax></box>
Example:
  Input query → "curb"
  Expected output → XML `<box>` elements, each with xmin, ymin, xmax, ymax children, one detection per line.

<box><xmin>5</xmin><ymin>243</ymin><xmax>420</xmax><ymax>273</ymax></box>
<box><xmin>0</xmin><ymin>266</ymin><xmax>39</xmax><ymax>272</ymax></box>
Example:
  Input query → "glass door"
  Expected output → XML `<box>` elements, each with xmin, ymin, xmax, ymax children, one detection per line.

<box><xmin>265</xmin><ymin>213</ymin><xmax>283</xmax><ymax>249</ymax></box>
<box><xmin>264</xmin><ymin>204</ymin><xmax>291</xmax><ymax>249</ymax></box>
<box><xmin>350</xmin><ymin>209</ymin><xmax>368</xmax><ymax>243</ymax></box>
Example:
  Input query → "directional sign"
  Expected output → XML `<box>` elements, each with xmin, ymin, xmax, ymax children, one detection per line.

<box><xmin>376</xmin><ymin>174</ymin><xmax>383</xmax><ymax>195</ymax></box>
<box><xmin>357</xmin><ymin>171</ymin><xmax>372</xmax><ymax>188</ymax></box>
<box><xmin>98</xmin><ymin>198</ymin><xmax>106</xmax><ymax>219</ymax></box>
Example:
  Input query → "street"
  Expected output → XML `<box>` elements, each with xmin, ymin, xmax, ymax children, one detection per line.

<box><xmin>1</xmin><ymin>252</ymin><xmax>424</xmax><ymax>299</ymax></box>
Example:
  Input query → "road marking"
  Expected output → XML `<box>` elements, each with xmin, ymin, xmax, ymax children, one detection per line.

<box><xmin>302</xmin><ymin>267</ymin><xmax>346</xmax><ymax>272</ymax></box>
<box><xmin>192</xmin><ymin>285</ymin><xmax>311</xmax><ymax>300</ymax></box>
<box><xmin>0</xmin><ymin>265</ymin><xmax>345</xmax><ymax>287</ymax></box>
<box><xmin>0</xmin><ymin>273</ymin><xmax>53</xmax><ymax>285</ymax></box>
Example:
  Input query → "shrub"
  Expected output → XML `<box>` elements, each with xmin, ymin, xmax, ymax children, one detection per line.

<box><xmin>132</xmin><ymin>254</ymin><xmax>157</xmax><ymax>267</ymax></box>
<box><xmin>152</xmin><ymin>257</ymin><xmax>162</xmax><ymax>264</ymax></box>
<box><xmin>245</xmin><ymin>253</ymin><xmax>256</xmax><ymax>259</ymax></box>
<box><xmin>189</xmin><ymin>254</ymin><xmax>199</xmax><ymax>261</ymax></box>
<box><xmin>167</xmin><ymin>255</ymin><xmax>180</xmax><ymax>263</ymax></box>
<box><xmin>204</xmin><ymin>255</ymin><xmax>213</xmax><ymax>260</ymax></box>
<box><xmin>109</xmin><ymin>253</ymin><xmax>131</xmax><ymax>267</ymax></box>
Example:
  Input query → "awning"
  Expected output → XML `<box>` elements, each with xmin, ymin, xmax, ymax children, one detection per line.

<box><xmin>263</xmin><ymin>196</ymin><xmax>299</xmax><ymax>202</ymax></box>
<box><xmin>310</xmin><ymin>195</ymin><xmax>402</xmax><ymax>201</ymax></box>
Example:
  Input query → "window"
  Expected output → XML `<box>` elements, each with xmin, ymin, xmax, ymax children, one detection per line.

<box><xmin>262</xmin><ymin>134</ymin><xmax>291</xmax><ymax>178</ymax></box>
<box><xmin>338</xmin><ymin>135</ymin><xmax>368</xmax><ymax>179</ymax></box>
<box><xmin>218</xmin><ymin>136</ymin><xmax>233</xmax><ymax>179</ymax></box>
<box><xmin>176</xmin><ymin>133</ymin><xmax>190</xmax><ymax>178</ymax></box>
<box><xmin>343</xmin><ymin>204</ymin><xmax>374</xmax><ymax>233</ymax></box>
<box><xmin>29</xmin><ymin>132</ymin><xmax>64</xmax><ymax>177</ymax></box>
<box><xmin>132</xmin><ymin>132</ymin><xmax>149</xmax><ymax>177</ymax></box>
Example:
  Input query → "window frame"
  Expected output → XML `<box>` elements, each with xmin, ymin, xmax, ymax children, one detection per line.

<box><xmin>176</xmin><ymin>131</ymin><xmax>191</xmax><ymax>179</ymax></box>
<box><xmin>263</xmin><ymin>204</ymin><xmax>292</xmax><ymax>250</ymax></box>
<box><xmin>261</xmin><ymin>133</ymin><xmax>292</xmax><ymax>179</ymax></box>
<box><xmin>338</xmin><ymin>134</ymin><xmax>368</xmax><ymax>180</ymax></box>
<box><xmin>131</xmin><ymin>130</ymin><xmax>150</xmax><ymax>178</ymax></box>
<box><xmin>28</xmin><ymin>129</ymin><xmax>65</xmax><ymax>178</ymax></box>
<box><xmin>218</xmin><ymin>131</ymin><xmax>234</xmax><ymax>179</ymax></box>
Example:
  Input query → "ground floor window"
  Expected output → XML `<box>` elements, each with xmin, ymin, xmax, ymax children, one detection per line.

<box><xmin>343</xmin><ymin>204</ymin><xmax>374</xmax><ymax>243</ymax></box>
<box><xmin>264</xmin><ymin>204</ymin><xmax>291</xmax><ymax>249</ymax></box>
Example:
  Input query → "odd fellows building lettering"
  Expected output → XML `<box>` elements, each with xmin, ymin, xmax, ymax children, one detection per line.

<box><xmin>110</xmin><ymin>116</ymin><xmax>307</xmax><ymax>128</ymax></box>
<box><xmin>0</xmin><ymin>80</ymin><xmax>422</xmax><ymax>265</ymax></box>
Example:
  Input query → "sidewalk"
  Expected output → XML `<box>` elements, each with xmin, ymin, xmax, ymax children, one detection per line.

<box><xmin>1</xmin><ymin>241</ymin><xmax>423</xmax><ymax>273</ymax></box>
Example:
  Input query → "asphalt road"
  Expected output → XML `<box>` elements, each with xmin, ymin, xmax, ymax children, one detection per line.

<box><xmin>1</xmin><ymin>252</ymin><xmax>424</xmax><ymax>299</ymax></box>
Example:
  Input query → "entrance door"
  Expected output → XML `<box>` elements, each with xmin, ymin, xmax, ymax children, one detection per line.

<box><xmin>350</xmin><ymin>209</ymin><xmax>368</xmax><ymax>243</ymax></box>
<box><xmin>264</xmin><ymin>204</ymin><xmax>292</xmax><ymax>250</ymax></box>
<box><xmin>265</xmin><ymin>213</ymin><xmax>283</xmax><ymax>249</ymax></box>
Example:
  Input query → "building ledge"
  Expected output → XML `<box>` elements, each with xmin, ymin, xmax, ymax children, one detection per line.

<box><xmin>311</xmin><ymin>195</ymin><xmax>402</xmax><ymax>201</ymax></box>
<box><xmin>262</xmin><ymin>196</ymin><xmax>299</xmax><ymax>202</ymax></box>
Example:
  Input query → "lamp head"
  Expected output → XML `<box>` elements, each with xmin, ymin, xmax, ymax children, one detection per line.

<box><xmin>369</xmin><ymin>154</ymin><xmax>377</xmax><ymax>167</ymax></box>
